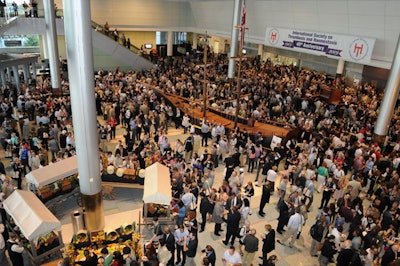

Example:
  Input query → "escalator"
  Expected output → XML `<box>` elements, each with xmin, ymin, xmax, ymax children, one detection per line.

<box><xmin>0</xmin><ymin>17</ymin><xmax>155</xmax><ymax>71</ymax></box>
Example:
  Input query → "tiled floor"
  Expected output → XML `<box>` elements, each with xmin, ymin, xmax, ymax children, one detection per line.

<box><xmin>1</xmin><ymin>123</ymin><xmax>326</xmax><ymax>266</ymax></box>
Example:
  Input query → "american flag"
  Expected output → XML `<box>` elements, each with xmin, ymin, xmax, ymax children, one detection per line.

<box><xmin>240</xmin><ymin>0</ymin><xmax>247</xmax><ymax>50</ymax></box>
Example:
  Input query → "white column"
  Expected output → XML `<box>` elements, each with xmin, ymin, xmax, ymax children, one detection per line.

<box><xmin>228</xmin><ymin>0</ymin><xmax>242</xmax><ymax>79</ymax></box>
<box><xmin>23</xmin><ymin>64</ymin><xmax>30</xmax><ymax>83</ymax></box>
<box><xmin>6</xmin><ymin>67</ymin><xmax>11</xmax><ymax>82</ymax></box>
<box><xmin>32</xmin><ymin>64</ymin><xmax>37</xmax><ymax>80</ymax></box>
<box><xmin>336</xmin><ymin>59</ymin><xmax>345</xmax><ymax>77</ymax></box>
<box><xmin>43</xmin><ymin>0</ymin><xmax>61</xmax><ymax>90</ymax></box>
<box><xmin>374</xmin><ymin>36</ymin><xmax>400</xmax><ymax>143</ymax></box>
<box><xmin>192</xmin><ymin>33</ymin><xmax>198</xmax><ymax>50</ymax></box>
<box><xmin>12</xmin><ymin>66</ymin><xmax>20</xmax><ymax>91</ymax></box>
<box><xmin>257</xmin><ymin>44</ymin><xmax>264</xmax><ymax>56</ymax></box>
<box><xmin>0</xmin><ymin>68</ymin><xmax>6</xmax><ymax>89</ymax></box>
<box><xmin>63</xmin><ymin>0</ymin><xmax>104</xmax><ymax>231</ymax></box>
<box><xmin>42</xmin><ymin>35</ymin><xmax>49</xmax><ymax>59</ymax></box>
<box><xmin>167</xmin><ymin>31</ymin><xmax>173</xmax><ymax>57</ymax></box>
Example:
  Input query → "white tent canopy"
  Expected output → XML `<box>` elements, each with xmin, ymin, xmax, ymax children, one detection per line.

<box><xmin>142</xmin><ymin>162</ymin><xmax>171</xmax><ymax>205</ymax></box>
<box><xmin>26</xmin><ymin>156</ymin><xmax>78</xmax><ymax>188</ymax></box>
<box><xmin>3</xmin><ymin>190</ymin><xmax>61</xmax><ymax>241</ymax></box>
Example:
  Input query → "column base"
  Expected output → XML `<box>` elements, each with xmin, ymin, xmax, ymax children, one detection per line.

<box><xmin>372</xmin><ymin>133</ymin><xmax>386</xmax><ymax>145</ymax></box>
<box><xmin>81</xmin><ymin>191</ymin><xmax>105</xmax><ymax>232</ymax></box>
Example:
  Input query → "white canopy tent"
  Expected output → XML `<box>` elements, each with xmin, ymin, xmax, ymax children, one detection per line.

<box><xmin>25</xmin><ymin>156</ymin><xmax>78</xmax><ymax>188</ymax></box>
<box><xmin>3</xmin><ymin>190</ymin><xmax>61</xmax><ymax>241</ymax></box>
<box><xmin>142</xmin><ymin>162</ymin><xmax>171</xmax><ymax>205</ymax></box>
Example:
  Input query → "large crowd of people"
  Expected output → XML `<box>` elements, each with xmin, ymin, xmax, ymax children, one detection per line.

<box><xmin>0</xmin><ymin>53</ymin><xmax>400</xmax><ymax>266</ymax></box>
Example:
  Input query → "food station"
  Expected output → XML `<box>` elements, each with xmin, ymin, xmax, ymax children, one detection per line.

<box><xmin>25</xmin><ymin>156</ymin><xmax>80</xmax><ymax>213</ymax></box>
<box><xmin>142</xmin><ymin>163</ymin><xmax>173</xmax><ymax>226</ymax></box>
<box><xmin>3</xmin><ymin>190</ymin><xmax>65</xmax><ymax>265</ymax></box>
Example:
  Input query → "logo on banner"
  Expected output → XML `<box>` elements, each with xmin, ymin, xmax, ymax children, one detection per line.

<box><xmin>268</xmin><ymin>28</ymin><xmax>279</xmax><ymax>45</ymax></box>
<box><xmin>349</xmin><ymin>38</ymin><xmax>369</xmax><ymax>61</ymax></box>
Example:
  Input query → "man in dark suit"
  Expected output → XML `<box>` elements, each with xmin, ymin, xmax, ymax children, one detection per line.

<box><xmin>225</xmin><ymin>192</ymin><xmax>243</xmax><ymax>211</ymax></box>
<box><xmin>223</xmin><ymin>206</ymin><xmax>241</xmax><ymax>246</ymax></box>
<box><xmin>259</xmin><ymin>180</ymin><xmax>272</xmax><ymax>217</ymax></box>
<box><xmin>224</xmin><ymin>153</ymin><xmax>235</xmax><ymax>181</ymax></box>
<box><xmin>232</xmin><ymin>148</ymin><xmax>241</xmax><ymax>167</ymax></box>
<box><xmin>260</xmin><ymin>224</ymin><xmax>275</xmax><ymax>266</ymax></box>
<box><xmin>277</xmin><ymin>198</ymin><xmax>290</xmax><ymax>234</ymax></box>
<box><xmin>162</xmin><ymin>226</ymin><xmax>175</xmax><ymax>266</ymax></box>
<box><xmin>381</xmin><ymin>243</ymin><xmax>398</xmax><ymax>266</ymax></box>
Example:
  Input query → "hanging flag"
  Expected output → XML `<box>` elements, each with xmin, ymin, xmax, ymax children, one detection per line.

<box><xmin>240</xmin><ymin>0</ymin><xmax>247</xmax><ymax>49</ymax></box>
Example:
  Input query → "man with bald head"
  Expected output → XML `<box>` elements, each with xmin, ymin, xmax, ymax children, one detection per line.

<box><xmin>336</xmin><ymin>240</ymin><xmax>355</xmax><ymax>266</ymax></box>
<box><xmin>381</xmin><ymin>243</ymin><xmax>398</xmax><ymax>266</ymax></box>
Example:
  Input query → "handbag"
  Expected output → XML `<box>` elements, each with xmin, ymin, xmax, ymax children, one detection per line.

<box><xmin>303</xmin><ymin>187</ymin><xmax>311</xmax><ymax>198</ymax></box>
<box><xmin>189</xmin><ymin>201</ymin><xmax>197</xmax><ymax>210</ymax></box>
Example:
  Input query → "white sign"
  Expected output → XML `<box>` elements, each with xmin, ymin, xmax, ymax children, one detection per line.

<box><xmin>265</xmin><ymin>27</ymin><xmax>376</xmax><ymax>64</ymax></box>
<box><xmin>270</xmin><ymin>135</ymin><xmax>282</xmax><ymax>151</ymax></box>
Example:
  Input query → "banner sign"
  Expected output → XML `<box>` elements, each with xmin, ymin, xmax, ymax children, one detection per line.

<box><xmin>265</xmin><ymin>27</ymin><xmax>376</xmax><ymax>64</ymax></box>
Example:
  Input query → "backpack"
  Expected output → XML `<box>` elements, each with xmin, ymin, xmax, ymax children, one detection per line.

<box><xmin>310</xmin><ymin>222</ymin><xmax>318</xmax><ymax>239</ymax></box>
<box><xmin>21</xmin><ymin>149</ymin><xmax>29</xmax><ymax>160</ymax></box>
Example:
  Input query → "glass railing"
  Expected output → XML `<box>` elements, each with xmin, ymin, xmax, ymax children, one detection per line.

<box><xmin>90</xmin><ymin>19</ymin><xmax>142</xmax><ymax>55</ymax></box>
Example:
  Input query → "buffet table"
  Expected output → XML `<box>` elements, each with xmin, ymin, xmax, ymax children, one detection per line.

<box><xmin>66</xmin><ymin>223</ymin><xmax>142</xmax><ymax>264</ymax></box>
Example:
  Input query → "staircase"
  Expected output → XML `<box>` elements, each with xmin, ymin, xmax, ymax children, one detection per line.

<box><xmin>0</xmin><ymin>16</ymin><xmax>17</xmax><ymax>35</ymax></box>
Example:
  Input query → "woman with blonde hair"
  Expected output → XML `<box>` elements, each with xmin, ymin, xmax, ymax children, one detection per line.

<box><xmin>316</xmin><ymin>161</ymin><xmax>329</xmax><ymax>193</ymax></box>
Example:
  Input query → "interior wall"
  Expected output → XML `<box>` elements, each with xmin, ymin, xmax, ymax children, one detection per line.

<box><xmin>121</xmin><ymin>31</ymin><xmax>156</xmax><ymax>51</ymax></box>
<box><xmin>209</xmin><ymin>36</ymin><xmax>228</xmax><ymax>54</ymax></box>
<box><xmin>59</xmin><ymin>0</ymin><xmax>400</xmax><ymax>69</ymax></box>
<box><xmin>39</xmin><ymin>35</ymin><xmax>66</xmax><ymax>61</ymax></box>
<box><xmin>192</xmin><ymin>0</ymin><xmax>400</xmax><ymax>69</ymax></box>
<box><xmin>89</xmin><ymin>0</ymin><xmax>400</xmax><ymax>69</ymax></box>
<box><xmin>89</xmin><ymin>0</ymin><xmax>194</xmax><ymax>31</ymax></box>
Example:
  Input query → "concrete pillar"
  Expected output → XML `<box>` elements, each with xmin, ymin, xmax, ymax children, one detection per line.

<box><xmin>6</xmin><ymin>67</ymin><xmax>11</xmax><ymax>82</ymax></box>
<box><xmin>167</xmin><ymin>31</ymin><xmax>173</xmax><ymax>57</ymax></box>
<box><xmin>23</xmin><ymin>64</ymin><xmax>30</xmax><ymax>83</ymax></box>
<box><xmin>257</xmin><ymin>44</ymin><xmax>264</xmax><ymax>56</ymax></box>
<box><xmin>336</xmin><ymin>59</ymin><xmax>345</xmax><ymax>77</ymax></box>
<box><xmin>42</xmin><ymin>35</ymin><xmax>49</xmax><ymax>59</ymax></box>
<box><xmin>63</xmin><ymin>0</ymin><xmax>104</xmax><ymax>231</ymax></box>
<box><xmin>12</xmin><ymin>65</ymin><xmax>20</xmax><ymax>91</ymax></box>
<box><xmin>373</xmin><ymin>36</ymin><xmax>400</xmax><ymax>144</ymax></box>
<box><xmin>43</xmin><ymin>0</ymin><xmax>61</xmax><ymax>91</ymax></box>
<box><xmin>0</xmin><ymin>68</ymin><xmax>6</xmax><ymax>90</ymax></box>
<box><xmin>192</xmin><ymin>33</ymin><xmax>198</xmax><ymax>50</ymax></box>
<box><xmin>32</xmin><ymin>64</ymin><xmax>37</xmax><ymax>80</ymax></box>
<box><xmin>228</xmin><ymin>0</ymin><xmax>242</xmax><ymax>79</ymax></box>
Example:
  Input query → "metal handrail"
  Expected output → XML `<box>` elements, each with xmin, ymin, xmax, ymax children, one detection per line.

<box><xmin>90</xmin><ymin>19</ymin><xmax>142</xmax><ymax>55</ymax></box>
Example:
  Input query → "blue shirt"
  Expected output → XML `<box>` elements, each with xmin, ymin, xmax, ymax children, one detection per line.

<box><xmin>174</xmin><ymin>228</ymin><xmax>189</xmax><ymax>246</ymax></box>
<box><xmin>305</xmin><ymin>180</ymin><xmax>315</xmax><ymax>197</ymax></box>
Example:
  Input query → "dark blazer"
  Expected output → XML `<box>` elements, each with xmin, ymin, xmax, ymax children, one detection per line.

<box><xmin>205</xmin><ymin>250</ymin><xmax>216</xmax><ymax>266</ymax></box>
<box><xmin>163</xmin><ymin>232</ymin><xmax>175</xmax><ymax>251</ymax></box>
<box><xmin>260</xmin><ymin>183</ymin><xmax>272</xmax><ymax>204</ymax></box>
<box><xmin>262</xmin><ymin>230</ymin><xmax>275</xmax><ymax>253</ymax></box>
<box><xmin>381</xmin><ymin>248</ymin><xmax>396</xmax><ymax>266</ymax></box>
<box><xmin>224</xmin><ymin>210</ymin><xmax>241</xmax><ymax>233</ymax></box>
<box><xmin>278</xmin><ymin>201</ymin><xmax>290</xmax><ymax>224</ymax></box>
<box><xmin>337</xmin><ymin>248</ymin><xmax>355</xmax><ymax>266</ymax></box>
<box><xmin>186</xmin><ymin>238</ymin><xmax>198</xmax><ymax>258</ymax></box>
<box><xmin>225</xmin><ymin>197</ymin><xmax>243</xmax><ymax>210</ymax></box>
<box><xmin>200</xmin><ymin>196</ymin><xmax>210</xmax><ymax>214</ymax></box>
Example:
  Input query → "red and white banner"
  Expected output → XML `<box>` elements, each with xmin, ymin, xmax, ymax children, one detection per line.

<box><xmin>265</xmin><ymin>27</ymin><xmax>376</xmax><ymax>64</ymax></box>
